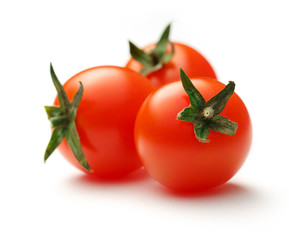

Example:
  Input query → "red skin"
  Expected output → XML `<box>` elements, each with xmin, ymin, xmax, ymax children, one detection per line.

<box><xmin>126</xmin><ymin>42</ymin><xmax>217</xmax><ymax>88</ymax></box>
<box><xmin>54</xmin><ymin>66</ymin><xmax>154</xmax><ymax>178</ymax></box>
<box><xmin>134</xmin><ymin>78</ymin><xmax>252</xmax><ymax>191</ymax></box>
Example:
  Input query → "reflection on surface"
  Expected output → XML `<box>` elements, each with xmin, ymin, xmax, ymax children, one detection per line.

<box><xmin>71</xmin><ymin>167</ymin><xmax>150</xmax><ymax>185</ymax></box>
<box><xmin>159</xmin><ymin>182</ymin><xmax>251</xmax><ymax>198</ymax></box>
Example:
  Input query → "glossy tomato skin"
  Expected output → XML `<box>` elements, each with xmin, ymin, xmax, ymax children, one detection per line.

<box><xmin>126</xmin><ymin>42</ymin><xmax>217</xmax><ymax>88</ymax></box>
<box><xmin>54</xmin><ymin>66</ymin><xmax>154</xmax><ymax>178</ymax></box>
<box><xmin>135</xmin><ymin>78</ymin><xmax>252</xmax><ymax>191</ymax></box>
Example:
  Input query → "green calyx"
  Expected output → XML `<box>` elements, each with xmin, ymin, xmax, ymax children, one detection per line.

<box><xmin>129</xmin><ymin>23</ymin><xmax>175</xmax><ymax>76</ymax></box>
<box><xmin>44</xmin><ymin>63</ymin><xmax>92</xmax><ymax>172</ymax></box>
<box><xmin>177</xmin><ymin>69</ymin><xmax>238</xmax><ymax>143</ymax></box>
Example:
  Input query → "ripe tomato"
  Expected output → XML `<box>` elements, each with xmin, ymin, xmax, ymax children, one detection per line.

<box><xmin>134</xmin><ymin>76</ymin><xmax>252</xmax><ymax>191</ymax></box>
<box><xmin>47</xmin><ymin>66</ymin><xmax>154</xmax><ymax>178</ymax></box>
<box><xmin>125</xmin><ymin>24</ymin><xmax>216</xmax><ymax>88</ymax></box>
<box><xmin>126</xmin><ymin>42</ymin><xmax>217</xmax><ymax>88</ymax></box>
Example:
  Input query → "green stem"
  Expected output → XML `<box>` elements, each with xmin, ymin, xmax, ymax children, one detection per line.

<box><xmin>44</xmin><ymin>63</ymin><xmax>92</xmax><ymax>172</ymax></box>
<box><xmin>177</xmin><ymin>68</ymin><xmax>238</xmax><ymax>143</ymax></box>
<box><xmin>129</xmin><ymin>23</ymin><xmax>175</xmax><ymax>76</ymax></box>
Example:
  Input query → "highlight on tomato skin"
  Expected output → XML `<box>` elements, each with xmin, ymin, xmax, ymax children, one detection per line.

<box><xmin>45</xmin><ymin>65</ymin><xmax>155</xmax><ymax>178</ymax></box>
<box><xmin>134</xmin><ymin>75</ymin><xmax>252</xmax><ymax>192</ymax></box>
<box><xmin>126</xmin><ymin>24</ymin><xmax>217</xmax><ymax>88</ymax></box>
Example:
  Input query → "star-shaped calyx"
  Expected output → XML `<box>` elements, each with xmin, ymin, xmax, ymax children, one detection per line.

<box><xmin>129</xmin><ymin>23</ymin><xmax>175</xmax><ymax>76</ymax></box>
<box><xmin>177</xmin><ymin>69</ymin><xmax>238</xmax><ymax>143</ymax></box>
<box><xmin>44</xmin><ymin>63</ymin><xmax>92</xmax><ymax>172</ymax></box>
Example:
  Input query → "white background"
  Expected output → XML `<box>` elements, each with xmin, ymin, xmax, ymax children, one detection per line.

<box><xmin>1</xmin><ymin>0</ymin><xmax>288</xmax><ymax>239</ymax></box>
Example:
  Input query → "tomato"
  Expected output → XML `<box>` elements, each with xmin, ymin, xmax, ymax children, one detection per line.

<box><xmin>134</xmin><ymin>76</ymin><xmax>252</xmax><ymax>191</ymax></box>
<box><xmin>125</xmin><ymin>24</ymin><xmax>216</xmax><ymax>88</ymax></box>
<box><xmin>46</xmin><ymin>66</ymin><xmax>154</xmax><ymax>178</ymax></box>
<box><xmin>126</xmin><ymin>42</ymin><xmax>217</xmax><ymax>88</ymax></box>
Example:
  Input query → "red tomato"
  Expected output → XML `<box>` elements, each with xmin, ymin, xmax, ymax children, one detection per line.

<box><xmin>134</xmin><ymin>78</ymin><xmax>252</xmax><ymax>191</ymax></box>
<box><xmin>54</xmin><ymin>66</ymin><xmax>154</xmax><ymax>178</ymax></box>
<box><xmin>126</xmin><ymin>42</ymin><xmax>217</xmax><ymax>88</ymax></box>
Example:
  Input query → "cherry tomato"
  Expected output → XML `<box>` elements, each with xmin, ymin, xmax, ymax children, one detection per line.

<box><xmin>126</xmin><ymin>42</ymin><xmax>217</xmax><ymax>88</ymax></box>
<box><xmin>134</xmin><ymin>77</ymin><xmax>252</xmax><ymax>191</ymax></box>
<box><xmin>51</xmin><ymin>66</ymin><xmax>154</xmax><ymax>178</ymax></box>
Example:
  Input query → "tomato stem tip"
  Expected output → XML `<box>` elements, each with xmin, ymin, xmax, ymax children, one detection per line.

<box><xmin>44</xmin><ymin>63</ymin><xmax>92</xmax><ymax>172</ymax></box>
<box><xmin>129</xmin><ymin>23</ymin><xmax>175</xmax><ymax>76</ymax></box>
<box><xmin>177</xmin><ymin>69</ymin><xmax>238</xmax><ymax>142</ymax></box>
